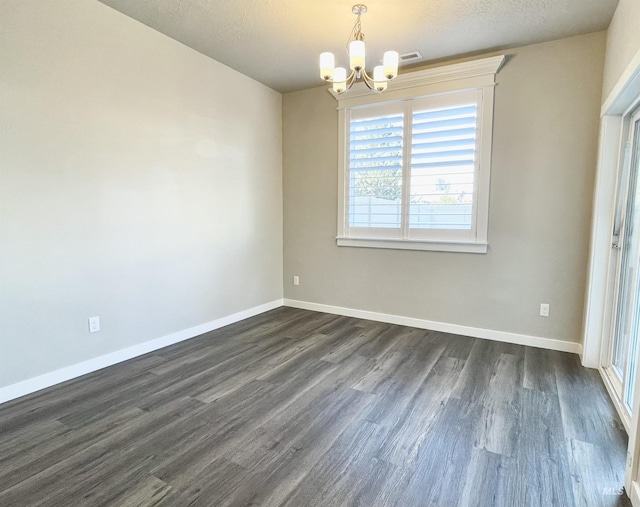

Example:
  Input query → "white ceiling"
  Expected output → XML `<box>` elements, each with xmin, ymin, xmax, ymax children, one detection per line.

<box><xmin>97</xmin><ymin>0</ymin><xmax>619</xmax><ymax>93</ymax></box>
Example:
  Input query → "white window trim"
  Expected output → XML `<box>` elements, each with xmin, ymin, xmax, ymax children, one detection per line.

<box><xmin>334</xmin><ymin>55</ymin><xmax>505</xmax><ymax>254</ymax></box>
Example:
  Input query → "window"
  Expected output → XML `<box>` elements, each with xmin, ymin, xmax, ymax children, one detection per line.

<box><xmin>335</xmin><ymin>56</ymin><xmax>504</xmax><ymax>253</ymax></box>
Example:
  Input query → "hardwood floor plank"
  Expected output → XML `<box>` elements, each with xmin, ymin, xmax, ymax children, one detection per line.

<box><xmin>369</xmin><ymin>462</ymin><xmax>416</xmax><ymax>507</ymax></box>
<box><xmin>278</xmin><ymin>420</ymin><xmax>392</xmax><ymax>507</ymax></box>
<box><xmin>439</xmin><ymin>332</ymin><xmax>476</xmax><ymax>360</ymax></box>
<box><xmin>353</xmin><ymin>323</ymin><xmax>413</xmax><ymax>359</ymax></box>
<box><xmin>506</xmin><ymin>388</ymin><xmax>576</xmax><ymax>507</ymax></box>
<box><xmin>474</xmin><ymin>353</ymin><xmax>522</xmax><ymax>457</ymax></box>
<box><xmin>0</xmin><ymin>370</ymin><xmax>158</xmax><ymax>433</ymax></box>
<box><xmin>57</xmin><ymin>372</ymin><xmax>184</xmax><ymax>427</ymax></box>
<box><xmin>458</xmin><ymin>448</ymin><xmax>506</xmax><ymax>507</ymax></box>
<box><xmin>364</xmin><ymin>341</ymin><xmax>445</xmax><ymax>428</ymax></box>
<box><xmin>0</xmin><ymin>406</ymin><xmax>148</xmax><ymax>495</ymax></box>
<box><xmin>0</xmin><ymin>354</ymin><xmax>168</xmax><ymax>419</ymax></box>
<box><xmin>554</xmin><ymin>352</ymin><xmax>627</xmax><ymax>448</ymax></box>
<box><xmin>227</xmin><ymin>385</ymin><xmax>376</xmax><ymax>470</ymax></box>
<box><xmin>377</xmin><ymin>355</ymin><xmax>469</xmax><ymax>468</ymax></box>
<box><xmin>255</xmin><ymin>326</ymin><xmax>361</xmax><ymax>385</ymax></box>
<box><xmin>397</xmin><ymin>398</ymin><xmax>483</xmax><ymax>506</ymax></box>
<box><xmin>568</xmin><ymin>438</ymin><xmax>628</xmax><ymax>507</ymax></box>
<box><xmin>320</xmin><ymin>325</ymin><xmax>384</xmax><ymax>364</ymax></box>
<box><xmin>110</xmin><ymin>476</ymin><xmax>171</xmax><ymax>507</ymax></box>
<box><xmin>523</xmin><ymin>346</ymin><xmax>559</xmax><ymax>393</ymax></box>
<box><xmin>193</xmin><ymin>332</ymin><xmax>338</xmax><ymax>403</ymax></box>
<box><xmin>155</xmin><ymin>458</ymin><xmax>247</xmax><ymax>506</ymax></box>
<box><xmin>220</xmin><ymin>389</ymin><xmax>377</xmax><ymax>507</ymax></box>
<box><xmin>136</xmin><ymin>335</ymin><xmax>305</xmax><ymax>411</ymax></box>
<box><xmin>150</xmin><ymin>364</ymin><xmax>341</xmax><ymax>482</ymax></box>
<box><xmin>33</xmin><ymin>453</ymin><xmax>161</xmax><ymax>507</ymax></box>
<box><xmin>452</xmin><ymin>340</ymin><xmax>522</xmax><ymax>403</ymax></box>
<box><xmin>351</xmin><ymin>328</ymin><xmax>433</xmax><ymax>393</ymax></box>
<box><xmin>0</xmin><ymin>417</ymin><xmax>68</xmax><ymax>465</ymax></box>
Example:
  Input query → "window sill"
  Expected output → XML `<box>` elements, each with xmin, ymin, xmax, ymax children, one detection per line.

<box><xmin>336</xmin><ymin>237</ymin><xmax>488</xmax><ymax>254</ymax></box>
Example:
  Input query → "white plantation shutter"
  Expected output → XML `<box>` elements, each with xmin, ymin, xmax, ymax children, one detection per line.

<box><xmin>345</xmin><ymin>91</ymin><xmax>482</xmax><ymax>242</ymax></box>
<box><xmin>349</xmin><ymin>109</ymin><xmax>403</xmax><ymax>231</ymax></box>
<box><xmin>408</xmin><ymin>91</ymin><xmax>479</xmax><ymax>240</ymax></box>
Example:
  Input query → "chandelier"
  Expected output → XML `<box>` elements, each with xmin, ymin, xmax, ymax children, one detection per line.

<box><xmin>319</xmin><ymin>4</ymin><xmax>399</xmax><ymax>94</ymax></box>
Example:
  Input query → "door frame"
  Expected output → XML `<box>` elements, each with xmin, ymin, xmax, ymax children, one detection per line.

<box><xmin>600</xmin><ymin>109</ymin><xmax>640</xmax><ymax>433</ymax></box>
<box><xmin>583</xmin><ymin>46</ymin><xmax>640</xmax><ymax>502</ymax></box>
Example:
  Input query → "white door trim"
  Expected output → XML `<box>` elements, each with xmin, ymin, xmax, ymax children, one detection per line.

<box><xmin>582</xmin><ymin>47</ymin><xmax>640</xmax><ymax>369</ymax></box>
<box><xmin>583</xmin><ymin>45</ymin><xmax>640</xmax><ymax>505</ymax></box>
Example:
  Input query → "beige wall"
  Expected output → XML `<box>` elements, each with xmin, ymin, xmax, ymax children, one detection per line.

<box><xmin>283</xmin><ymin>32</ymin><xmax>606</xmax><ymax>344</ymax></box>
<box><xmin>602</xmin><ymin>0</ymin><xmax>640</xmax><ymax>101</ymax></box>
<box><xmin>0</xmin><ymin>0</ymin><xmax>283</xmax><ymax>387</ymax></box>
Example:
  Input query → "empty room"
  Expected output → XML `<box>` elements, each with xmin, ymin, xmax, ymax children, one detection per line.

<box><xmin>2</xmin><ymin>0</ymin><xmax>640</xmax><ymax>505</ymax></box>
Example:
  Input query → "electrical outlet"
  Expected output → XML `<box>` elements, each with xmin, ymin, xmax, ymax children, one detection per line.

<box><xmin>88</xmin><ymin>316</ymin><xmax>100</xmax><ymax>333</ymax></box>
<box><xmin>539</xmin><ymin>304</ymin><xmax>550</xmax><ymax>317</ymax></box>
<box><xmin>293</xmin><ymin>275</ymin><xmax>300</xmax><ymax>286</ymax></box>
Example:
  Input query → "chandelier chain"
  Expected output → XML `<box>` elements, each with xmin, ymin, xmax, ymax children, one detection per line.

<box><xmin>345</xmin><ymin>10</ymin><xmax>365</xmax><ymax>56</ymax></box>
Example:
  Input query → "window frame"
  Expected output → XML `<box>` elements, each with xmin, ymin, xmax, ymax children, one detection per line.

<box><xmin>334</xmin><ymin>55</ymin><xmax>505</xmax><ymax>254</ymax></box>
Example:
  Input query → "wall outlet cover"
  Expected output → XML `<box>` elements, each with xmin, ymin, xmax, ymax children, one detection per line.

<box><xmin>89</xmin><ymin>316</ymin><xmax>100</xmax><ymax>333</ymax></box>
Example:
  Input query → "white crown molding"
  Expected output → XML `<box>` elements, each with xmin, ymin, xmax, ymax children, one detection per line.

<box><xmin>284</xmin><ymin>298</ymin><xmax>583</xmax><ymax>355</ymax></box>
<box><xmin>329</xmin><ymin>55</ymin><xmax>506</xmax><ymax>102</ymax></box>
<box><xmin>0</xmin><ymin>299</ymin><xmax>284</xmax><ymax>405</ymax></box>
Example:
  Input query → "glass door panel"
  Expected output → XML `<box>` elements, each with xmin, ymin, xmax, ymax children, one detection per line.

<box><xmin>608</xmin><ymin>112</ymin><xmax>640</xmax><ymax>417</ymax></box>
<box><xmin>623</xmin><ymin>120</ymin><xmax>640</xmax><ymax>410</ymax></box>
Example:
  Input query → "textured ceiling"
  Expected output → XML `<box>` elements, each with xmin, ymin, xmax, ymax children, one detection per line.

<box><xmin>97</xmin><ymin>0</ymin><xmax>619</xmax><ymax>93</ymax></box>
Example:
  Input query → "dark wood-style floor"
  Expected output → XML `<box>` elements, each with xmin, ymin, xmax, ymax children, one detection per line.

<box><xmin>0</xmin><ymin>307</ymin><xmax>631</xmax><ymax>506</ymax></box>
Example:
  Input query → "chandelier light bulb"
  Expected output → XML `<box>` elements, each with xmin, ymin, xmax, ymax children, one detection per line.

<box><xmin>320</xmin><ymin>52</ymin><xmax>335</xmax><ymax>81</ymax></box>
<box><xmin>349</xmin><ymin>40</ymin><xmax>366</xmax><ymax>71</ymax></box>
<box><xmin>333</xmin><ymin>67</ymin><xmax>348</xmax><ymax>94</ymax></box>
<box><xmin>373</xmin><ymin>65</ymin><xmax>387</xmax><ymax>92</ymax></box>
<box><xmin>383</xmin><ymin>51</ymin><xmax>399</xmax><ymax>80</ymax></box>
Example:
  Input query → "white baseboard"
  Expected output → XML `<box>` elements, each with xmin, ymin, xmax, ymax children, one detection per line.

<box><xmin>284</xmin><ymin>299</ymin><xmax>583</xmax><ymax>355</ymax></box>
<box><xmin>0</xmin><ymin>299</ymin><xmax>284</xmax><ymax>405</ymax></box>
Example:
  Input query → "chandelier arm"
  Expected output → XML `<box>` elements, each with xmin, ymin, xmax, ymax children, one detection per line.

<box><xmin>322</xmin><ymin>68</ymin><xmax>357</xmax><ymax>85</ymax></box>
<box><xmin>360</xmin><ymin>68</ymin><xmax>373</xmax><ymax>85</ymax></box>
<box><xmin>360</xmin><ymin>71</ymin><xmax>376</xmax><ymax>92</ymax></box>
<box><xmin>361</xmin><ymin>68</ymin><xmax>389</xmax><ymax>93</ymax></box>
<box><xmin>345</xmin><ymin>69</ymin><xmax>358</xmax><ymax>90</ymax></box>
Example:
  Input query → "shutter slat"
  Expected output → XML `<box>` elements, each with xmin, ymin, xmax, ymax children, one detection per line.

<box><xmin>412</xmin><ymin>128</ymin><xmax>475</xmax><ymax>142</ymax></box>
<box><xmin>350</xmin><ymin>138</ymin><xmax>403</xmax><ymax>149</ymax></box>
<box><xmin>350</xmin><ymin>167</ymin><xmax>403</xmax><ymax>176</ymax></box>
<box><xmin>412</xmin><ymin>117</ymin><xmax>476</xmax><ymax>132</ymax></box>
<box><xmin>411</xmin><ymin>139</ymin><xmax>475</xmax><ymax>152</ymax></box>
<box><xmin>412</xmin><ymin>148</ymin><xmax>476</xmax><ymax>161</ymax></box>
<box><xmin>351</xmin><ymin>116</ymin><xmax>403</xmax><ymax>129</ymax></box>
<box><xmin>351</xmin><ymin>156</ymin><xmax>403</xmax><ymax>166</ymax></box>
<box><xmin>413</xmin><ymin>105</ymin><xmax>476</xmax><ymax>121</ymax></box>
<box><xmin>351</xmin><ymin>146</ymin><xmax>403</xmax><ymax>157</ymax></box>
<box><xmin>411</xmin><ymin>161</ymin><xmax>474</xmax><ymax>171</ymax></box>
